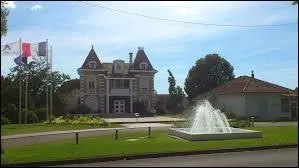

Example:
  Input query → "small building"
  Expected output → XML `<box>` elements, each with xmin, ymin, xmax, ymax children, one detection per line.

<box><xmin>196</xmin><ymin>71</ymin><xmax>298</xmax><ymax>121</ymax></box>
<box><xmin>77</xmin><ymin>46</ymin><xmax>158</xmax><ymax>117</ymax></box>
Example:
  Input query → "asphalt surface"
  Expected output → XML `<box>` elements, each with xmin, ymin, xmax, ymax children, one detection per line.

<box><xmin>55</xmin><ymin>148</ymin><xmax>298</xmax><ymax>167</ymax></box>
<box><xmin>1</xmin><ymin>125</ymin><xmax>172</xmax><ymax>148</ymax></box>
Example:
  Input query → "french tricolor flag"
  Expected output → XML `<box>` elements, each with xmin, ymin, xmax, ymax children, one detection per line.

<box><xmin>22</xmin><ymin>41</ymin><xmax>47</xmax><ymax>57</ymax></box>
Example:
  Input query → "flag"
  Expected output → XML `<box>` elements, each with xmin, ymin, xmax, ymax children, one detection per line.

<box><xmin>1</xmin><ymin>41</ymin><xmax>20</xmax><ymax>56</ymax></box>
<box><xmin>22</xmin><ymin>41</ymin><xmax>47</xmax><ymax>58</ymax></box>
<box><xmin>14</xmin><ymin>56</ymin><xmax>27</xmax><ymax>65</ymax></box>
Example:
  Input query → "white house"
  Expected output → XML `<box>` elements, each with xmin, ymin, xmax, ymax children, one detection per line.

<box><xmin>196</xmin><ymin>72</ymin><xmax>298</xmax><ymax>121</ymax></box>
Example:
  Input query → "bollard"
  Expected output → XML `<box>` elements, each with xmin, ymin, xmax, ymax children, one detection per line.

<box><xmin>115</xmin><ymin>129</ymin><xmax>118</xmax><ymax>140</ymax></box>
<box><xmin>251</xmin><ymin>116</ymin><xmax>254</xmax><ymax>127</ymax></box>
<box><xmin>76</xmin><ymin>132</ymin><xmax>79</xmax><ymax>144</ymax></box>
<box><xmin>148</xmin><ymin>127</ymin><xmax>151</xmax><ymax>137</ymax></box>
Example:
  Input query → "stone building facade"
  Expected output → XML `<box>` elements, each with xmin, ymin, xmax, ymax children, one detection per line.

<box><xmin>77</xmin><ymin>46</ymin><xmax>158</xmax><ymax>116</ymax></box>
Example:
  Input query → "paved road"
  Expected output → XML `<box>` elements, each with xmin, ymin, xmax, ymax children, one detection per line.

<box><xmin>56</xmin><ymin>148</ymin><xmax>298</xmax><ymax>167</ymax></box>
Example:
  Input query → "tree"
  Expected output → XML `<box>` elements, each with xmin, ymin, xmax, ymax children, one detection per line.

<box><xmin>1</xmin><ymin>1</ymin><xmax>9</xmax><ymax>37</ymax></box>
<box><xmin>167</xmin><ymin>70</ymin><xmax>185</xmax><ymax>111</ymax></box>
<box><xmin>1</xmin><ymin>59</ymin><xmax>70</xmax><ymax>122</ymax></box>
<box><xmin>292</xmin><ymin>1</ymin><xmax>298</xmax><ymax>5</ymax></box>
<box><xmin>168</xmin><ymin>70</ymin><xmax>176</xmax><ymax>95</ymax></box>
<box><xmin>184</xmin><ymin>53</ymin><xmax>235</xmax><ymax>100</ymax></box>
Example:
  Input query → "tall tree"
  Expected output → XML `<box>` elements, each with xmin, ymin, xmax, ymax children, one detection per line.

<box><xmin>168</xmin><ymin>70</ymin><xmax>177</xmax><ymax>95</ymax></box>
<box><xmin>1</xmin><ymin>1</ymin><xmax>9</xmax><ymax>37</ymax></box>
<box><xmin>167</xmin><ymin>70</ymin><xmax>185</xmax><ymax>111</ymax></box>
<box><xmin>292</xmin><ymin>1</ymin><xmax>298</xmax><ymax>5</ymax></box>
<box><xmin>184</xmin><ymin>53</ymin><xmax>235</xmax><ymax>100</ymax></box>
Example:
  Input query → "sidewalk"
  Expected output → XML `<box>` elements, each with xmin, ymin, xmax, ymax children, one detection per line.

<box><xmin>104</xmin><ymin>116</ymin><xmax>186</xmax><ymax>123</ymax></box>
<box><xmin>1</xmin><ymin>123</ymin><xmax>173</xmax><ymax>148</ymax></box>
<box><xmin>254</xmin><ymin>122</ymin><xmax>298</xmax><ymax>127</ymax></box>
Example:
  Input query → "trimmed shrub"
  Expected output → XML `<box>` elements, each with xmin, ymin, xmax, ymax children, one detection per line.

<box><xmin>229</xmin><ymin>119</ymin><xmax>251</xmax><ymax>128</ymax></box>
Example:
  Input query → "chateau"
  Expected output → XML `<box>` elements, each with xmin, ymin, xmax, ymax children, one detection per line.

<box><xmin>77</xmin><ymin>46</ymin><xmax>158</xmax><ymax>116</ymax></box>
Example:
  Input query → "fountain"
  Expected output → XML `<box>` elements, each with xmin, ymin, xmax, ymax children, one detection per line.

<box><xmin>168</xmin><ymin>100</ymin><xmax>262</xmax><ymax>141</ymax></box>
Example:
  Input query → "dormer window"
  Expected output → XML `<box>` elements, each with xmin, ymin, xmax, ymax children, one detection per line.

<box><xmin>113</xmin><ymin>60</ymin><xmax>124</xmax><ymax>73</ymax></box>
<box><xmin>88</xmin><ymin>61</ymin><xmax>96</xmax><ymax>69</ymax></box>
<box><xmin>140</xmin><ymin>63</ymin><xmax>147</xmax><ymax>70</ymax></box>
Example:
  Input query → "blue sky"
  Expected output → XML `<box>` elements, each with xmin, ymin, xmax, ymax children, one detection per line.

<box><xmin>1</xmin><ymin>1</ymin><xmax>298</xmax><ymax>94</ymax></box>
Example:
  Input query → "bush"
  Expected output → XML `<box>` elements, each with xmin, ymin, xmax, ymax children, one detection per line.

<box><xmin>1</xmin><ymin>116</ymin><xmax>11</xmax><ymax>125</ymax></box>
<box><xmin>229</xmin><ymin>119</ymin><xmax>251</xmax><ymax>128</ymax></box>
<box><xmin>34</xmin><ymin>108</ymin><xmax>47</xmax><ymax>121</ymax></box>
<box><xmin>47</xmin><ymin>115</ymin><xmax>110</xmax><ymax>126</ymax></box>
<box><xmin>223</xmin><ymin>111</ymin><xmax>236</xmax><ymax>119</ymax></box>
<box><xmin>21</xmin><ymin>109</ymin><xmax>39</xmax><ymax>124</ymax></box>
<box><xmin>66</xmin><ymin>104</ymin><xmax>92</xmax><ymax>114</ymax></box>
<box><xmin>2</xmin><ymin>104</ymin><xmax>18</xmax><ymax>123</ymax></box>
<box><xmin>27</xmin><ymin>111</ymin><xmax>39</xmax><ymax>123</ymax></box>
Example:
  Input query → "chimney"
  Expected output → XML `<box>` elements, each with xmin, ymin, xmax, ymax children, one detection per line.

<box><xmin>129</xmin><ymin>52</ymin><xmax>133</xmax><ymax>66</ymax></box>
<box><xmin>138</xmin><ymin>46</ymin><xmax>144</xmax><ymax>51</ymax></box>
<box><xmin>251</xmin><ymin>70</ymin><xmax>254</xmax><ymax>78</ymax></box>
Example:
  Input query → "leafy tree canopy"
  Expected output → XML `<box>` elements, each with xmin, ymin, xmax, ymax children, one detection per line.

<box><xmin>184</xmin><ymin>53</ymin><xmax>235</xmax><ymax>99</ymax></box>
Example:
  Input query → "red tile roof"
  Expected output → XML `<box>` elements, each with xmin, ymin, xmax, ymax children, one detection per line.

<box><xmin>197</xmin><ymin>76</ymin><xmax>296</xmax><ymax>100</ymax></box>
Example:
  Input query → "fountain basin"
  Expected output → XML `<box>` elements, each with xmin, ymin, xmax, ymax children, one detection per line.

<box><xmin>168</xmin><ymin>128</ymin><xmax>262</xmax><ymax>141</ymax></box>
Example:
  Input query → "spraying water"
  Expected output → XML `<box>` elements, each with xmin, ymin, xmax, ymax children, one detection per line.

<box><xmin>190</xmin><ymin>100</ymin><xmax>232</xmax><ymax>133</ymax></box>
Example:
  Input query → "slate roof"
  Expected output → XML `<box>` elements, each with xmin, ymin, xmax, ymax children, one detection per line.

<box><xmin>131</xmin><ymin>48</ymin><xmax>154</xmax><ymax>70</ymax></box>
<box><xmin>102</xmin><ymin>63</ymin><xmax>131</xmax><ymax>75</ymax></box>
<box><xmin>196</xmin><ymin>76</ymin><xmax>297</xmax><ymax>100</ymax></box>
<box><xmin>80</xmin><ymin>48</ymin><xmax>102</xmax><ymax>69</ymax></box>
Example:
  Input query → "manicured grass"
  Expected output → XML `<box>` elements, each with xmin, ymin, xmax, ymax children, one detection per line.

<box><xmin>1</xmin><ymin>126</ymin><xmax>297</xmax><ymax>165</ymax></box>
<box><xmin>1</xmin><ymin>123</ymin><xmax>122</xmax><ymax>136</ymax></box>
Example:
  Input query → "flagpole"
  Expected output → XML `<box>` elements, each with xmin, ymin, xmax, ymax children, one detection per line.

<box><xmin>19</xmin><ymin>38</ymin><xmax>22</xmax><ymax>127</ymax></box>
<box><xmin>46</xmin><ymin>39</ymin><xmax>49</xmax><ymax>121</ymax></box>
<box><xmin>50</xmin><ymin>45</ymin><xmax>52</xmax><ymax>117</ymax></box>
<box><xmin>25</xmin><ymin>68</ymin><xmax>28</xmax><ymax>124</ymax></box>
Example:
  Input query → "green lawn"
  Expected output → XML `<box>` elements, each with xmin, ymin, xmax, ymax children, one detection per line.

<box><xmin>1</xmin><ymin>126</ymin><xmax>297</xmax><ymax>165</ymax></box>
<box><xmin>1</xmin><ymin>123</ymin><xmax>121</xmax><ymax>136</ymax></box>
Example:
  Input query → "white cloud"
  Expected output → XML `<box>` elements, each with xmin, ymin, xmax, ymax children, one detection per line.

<box><xmin>3</xmin><ymin>1</ymin><xmax>16</xmax><ymax>9</ymax></box>
<box><xmin>30</xmin><ymin>5</ymin><xmax>42</xmax><ymax>11</ymax></box>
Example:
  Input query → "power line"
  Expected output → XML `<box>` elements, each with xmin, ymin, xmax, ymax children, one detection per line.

<box><xmin>77</xmin><ymin>1</ymin><xmax>298</xmax><ymax>28</ymax></box>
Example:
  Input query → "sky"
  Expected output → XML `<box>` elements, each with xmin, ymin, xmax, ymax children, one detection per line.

<box><xmin>1</xmin><ymin>1</ymin><xmax>298</xmax><ymax>94</ymax></box>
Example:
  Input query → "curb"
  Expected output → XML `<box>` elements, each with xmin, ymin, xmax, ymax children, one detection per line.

<box><xmin>2</xmin><ymin>144</ymin><xmax>297</xmax><ymax>167</ymax></box>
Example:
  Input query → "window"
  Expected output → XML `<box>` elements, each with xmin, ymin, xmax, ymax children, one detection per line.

<box><xmin>88</xmin><ymin>81</ymin><xmax>95</xmax><ymax>90</ymax></box>
<box><xmin>140</xmin><ymin>63</ymin><xmax>147</xmax><ymax>70</ymax></box>
<box><xmin>88</xmin><ymin>61</ymin><xmax>96</xmax><ymax>69</ymax></box>
<box><xmin>124</xmin><ymin>80</ymin><xmax>129</xmax><ymax>88</ymax></box>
